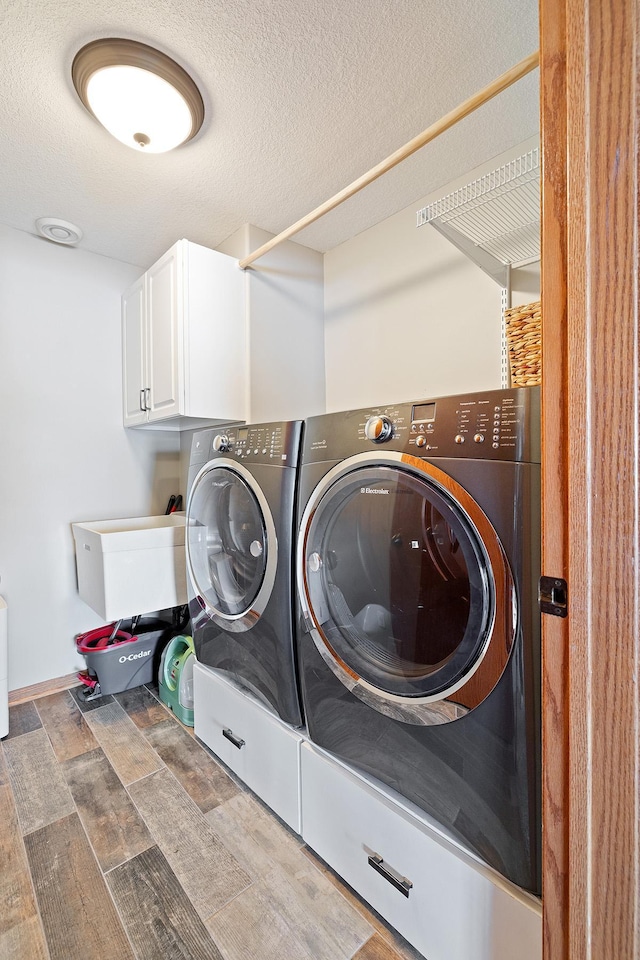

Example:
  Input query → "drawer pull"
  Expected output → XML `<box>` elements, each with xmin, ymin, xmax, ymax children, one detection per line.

<box><xmin>367</xmin><ymin>853</ymin><xmax>413</xmax><ymax>898</ymax></box>
<box><xmin>223</xmin><ymin>727</ymin><xmax>245</xmax><ymax>750</ymax></box>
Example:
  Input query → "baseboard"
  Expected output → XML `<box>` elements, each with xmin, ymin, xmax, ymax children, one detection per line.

<box><xmin>9</xmin><ymin>672</ymin><xmax>79</xmax><ymax>706</ymax></box>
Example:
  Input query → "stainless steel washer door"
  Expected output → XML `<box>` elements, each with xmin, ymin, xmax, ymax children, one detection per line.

<box><xmin>187</xmin><ymin>460</ymin><xmax>277</xmax><ymax>630</ymax></box>
<box><xmin>298</xmin><ymin>452</ymin><xmax>516</xmax><ymax>724</ymax></box>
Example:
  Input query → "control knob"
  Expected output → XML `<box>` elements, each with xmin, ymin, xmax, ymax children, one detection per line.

<box><xmin>213</xmin><ymin>434</ymin><xmax>231</xmax><ymax>453</ymax></box>
<box><xmin>364</xmin><ymin>415</ymin><xmax>393</xmax><ymax>444</ymax></box>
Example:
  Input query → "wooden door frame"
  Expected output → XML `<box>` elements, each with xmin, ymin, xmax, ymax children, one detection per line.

<box><xmin>540</xmin><ymin>0</ymin><xmax>640</xmax><ymax>956</ymax></box>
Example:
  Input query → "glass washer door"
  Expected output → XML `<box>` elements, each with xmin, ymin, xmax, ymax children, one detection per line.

<box><xmin>187</xmin><ymin>461</ymin><xmax>277</xmax><ymax>624</ymax></box>
<box><xmin>298</xmin><ymin>453</ymin><xmax>515</xmax><ymax>722</ymax></box>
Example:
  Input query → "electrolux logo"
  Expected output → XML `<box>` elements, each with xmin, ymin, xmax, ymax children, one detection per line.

<box><xmin>360</xmin><ymin>487</ymin><xmax>390</xmax><ymax>495</ymax></box>
<box><xmin>119</xmin><ymin>649</ymin><xmax>152</xmax><ymax>663</ymax></box>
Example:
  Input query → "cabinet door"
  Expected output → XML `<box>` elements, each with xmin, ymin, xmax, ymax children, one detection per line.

<box><xmin>146</xmin><ymin>245</ymin><xmax>182</xmax><ymax>420</ymax></box>
<box><xmin>122</xmin><ymin>275</ymin><xmax>147</xmax><ymax>425</ymax></box>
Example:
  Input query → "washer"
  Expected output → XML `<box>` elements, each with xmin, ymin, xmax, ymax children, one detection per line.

<box><xmin>187</xmin><ymin>420</ymin><xmax>303</xmax><ymax>727</ymax></box>
<box><xmin>296</xmin><ymin>387</ymin><xmax>540</xmax><ymax>893</ymax></box>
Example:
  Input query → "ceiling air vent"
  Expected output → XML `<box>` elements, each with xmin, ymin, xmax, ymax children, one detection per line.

<box><xmin>35</xmin><ymin>218</ymin><xmax>83</xmax><ymax>246</ymax></box>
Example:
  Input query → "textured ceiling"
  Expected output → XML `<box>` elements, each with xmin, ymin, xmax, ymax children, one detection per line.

<box><xmin>0</xmin><ymin>0</ymin><xmax>539</xmax><ymax>269</ymax></box>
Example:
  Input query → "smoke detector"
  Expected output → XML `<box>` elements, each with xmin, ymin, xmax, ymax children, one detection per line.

<box><xmin>35</xmin><ymin>218</ymin><xmax>83</xmax><ymax>245</ymax></box>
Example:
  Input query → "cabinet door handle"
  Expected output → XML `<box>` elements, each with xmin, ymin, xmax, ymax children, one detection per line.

<box><xmin>144</xmin><ymin>387</ymin><xmax>151</xmax><ymax>411</ymax></box>
<box><xmin>139</xmin><ymin>389</ymin><xmax>146</xmax><ymax>412</ymax></box>
<box><xmin>367</xmin><ymin>853</ymin><xmax>413</xmax><ymax>898</ymax></box>
<box><xmin>222</xmin><ymin>727</ymin><xmax>245</xmax><ymax>750</ymax></box>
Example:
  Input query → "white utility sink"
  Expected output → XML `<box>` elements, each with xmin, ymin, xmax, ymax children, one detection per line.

<box><xmin>72</xmin><ymin>514</ymin><xmax>187</xmax><ymax>621</ymax></box>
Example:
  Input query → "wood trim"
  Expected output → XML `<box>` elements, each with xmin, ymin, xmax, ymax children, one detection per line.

<box><xmin>570</xmin><ymin>0</ymin><xmax>639</xmax><ymax>956</ymax></box>
<box><xmin>564</xmin><ymin>4</ymin><xmax>591</xmax><ymax>955</ymax></box>
<box><xmin>9</xmin><ymin>673</ymin><xmax>79</xmax><ymax>707</ymax></box>
<box><xmin>239</xmin><ymin>52</ymin><xmax>540</xmax><ymax>269</ymax></box>
<box><xmin>539</xmin><ymin>1</ymin><xmax>570</xmax><ymax>956</ymax></box>
<box><xmin>541</xmin><ymin>0</ymin><xmax>640</xmax><ymax>955</ymax></box>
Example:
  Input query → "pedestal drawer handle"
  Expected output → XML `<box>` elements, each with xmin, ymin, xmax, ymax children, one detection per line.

<box><xmin>222</xmin><ymin>727</ymin><xmax>245</xmax><ymax>750</ymax></box>
<box><xmin>367</xmin><ymin>853</ymin><xmax>413</xmax><ymax>898</ymax></box>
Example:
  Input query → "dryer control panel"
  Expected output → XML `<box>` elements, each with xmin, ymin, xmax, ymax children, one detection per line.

<box><xmin>303</xmin><ymin>387</ymin><xmax>540</xmax><ymax>465</ymax></box>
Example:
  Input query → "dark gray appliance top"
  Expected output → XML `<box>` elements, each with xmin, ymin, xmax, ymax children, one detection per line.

<box><xmin>302</xmin><ymin>387</ymin><xmax>540</xmax><ymax>465</ymax></box>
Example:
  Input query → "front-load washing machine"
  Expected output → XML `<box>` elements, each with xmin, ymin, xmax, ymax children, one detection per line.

<box><xmin>187</xmin><ymin>420</ymin><xmax>303</xmax><ymax>727</ymax></box>
<box><xmin>296</xmin><ymin>387</ymin><xmax>540</xmax><ymax>893</ymax></box>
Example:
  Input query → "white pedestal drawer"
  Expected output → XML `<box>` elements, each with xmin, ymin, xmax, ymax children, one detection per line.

<box><xmin>300</xmin><ymin>742</ymin><xmax>542</xmax><ymax>960</ymax></box>
<box><xmin>193</xmin><ymin>661</ymin><xmax>303</xmax><ymax>833</ymax></box>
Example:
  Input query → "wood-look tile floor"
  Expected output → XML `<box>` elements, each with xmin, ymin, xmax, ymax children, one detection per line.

<box><xmin>1</xmin><ymin>684</ymin><xmax>425</xmax><ymax>960</ymax></box>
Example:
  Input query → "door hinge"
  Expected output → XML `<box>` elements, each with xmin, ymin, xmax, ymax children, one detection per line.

<box><xmin>538</xmin><ymin>576</ymin><xmax>568</xmax><ymax>618</ymax></box>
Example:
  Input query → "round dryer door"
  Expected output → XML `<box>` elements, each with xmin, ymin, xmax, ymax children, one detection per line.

<box><xmin>298</xmin><ymin>452</ymin><xmax>516</xmax><ymax>724</ymax></box>
<box><xmin>187</xmin><ymin>461</ymin><xmax>277</xmax><ymax>629</ymax></box>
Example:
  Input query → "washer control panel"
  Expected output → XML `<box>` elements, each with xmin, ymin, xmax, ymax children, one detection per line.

<box><xmin>204</xmin><ymin>420</ymin><xmax>302</xmax><ymax>465</ymax></box>
<box><xmin>304</xmin><ymin>387</ymin><xmax>540</xmax><ymax>464</ymax></box>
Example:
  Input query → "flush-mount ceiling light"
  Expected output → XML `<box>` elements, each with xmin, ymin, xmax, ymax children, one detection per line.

<box><xmin>72</xmin><ymin>38</ymin><xmax>204</xmax><ymax>154</ymax></box>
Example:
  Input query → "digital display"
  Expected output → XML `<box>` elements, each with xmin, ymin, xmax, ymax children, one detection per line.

<box><xmin>238</xmin><ymin>427</ymin><xmax>249</xmax><ymax>441</ymax></box>
<box><xmin>412</xmin><ymin>402</ymin><xmax>436</xmax><ymax>423</ymax></box>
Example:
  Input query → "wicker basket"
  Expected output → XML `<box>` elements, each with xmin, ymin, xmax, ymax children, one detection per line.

<box><xmin>504</xmin><ymin>300</ymin><xmax>542</xmax><ymax>387</ymax></box>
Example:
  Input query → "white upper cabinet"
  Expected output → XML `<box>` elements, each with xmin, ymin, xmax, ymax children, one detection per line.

<box><xmin>122</xmin><ymin>239</ymin><xmax>247</xmax><ymax>429</ymax></box>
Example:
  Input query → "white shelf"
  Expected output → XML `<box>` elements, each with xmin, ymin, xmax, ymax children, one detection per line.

<box><xmin>417</xmin><ymin>149</ymin><xmax>540</xmax><ymax>387</ymax></box>
<box><xmin>417</xmin><ymin>148</ymin><xmax>540</xmax><ymax>282</ymax></box>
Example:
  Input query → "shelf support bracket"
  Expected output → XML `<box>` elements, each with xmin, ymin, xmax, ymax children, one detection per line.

<box><xmin>428</xmin><ymin>219</ymin><xmax>510</xmax><ymax>288</ymax></box>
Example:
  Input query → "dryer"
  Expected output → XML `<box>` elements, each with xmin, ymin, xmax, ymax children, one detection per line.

<box><xmin>187</xmin><ymin>420</ymin><xmax>303</xmax><ymax>727</ymax></box>
<box><xmin>295</xmin><ymin>388</ymin><xmax>540</xmax><ymax>893</ymax></box>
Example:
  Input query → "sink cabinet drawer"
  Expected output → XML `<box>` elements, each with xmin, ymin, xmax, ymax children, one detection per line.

<box><xmin>194</xmin><ymin>662</ymin><xmax>302</xmax><ymax>833</ymax></box>
<box><xmin>300</xmin><ymin>743</ymin><xmax>541</xmax><ymax>960</ymax></box>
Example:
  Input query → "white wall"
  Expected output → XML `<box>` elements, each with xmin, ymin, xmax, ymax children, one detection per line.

<box><xmin>0</xmin><ymin>224</ymin><xmax>181</xmax><ymax>690</ymax></box>
<box><xmin>324</xmin><ymin>139</ymin><xmax>541</xmax><ymax>411</ymax></box>
<box><xmin>218</xmin><ymin>224</ymin><xmax>326</xmax><ymax>423</ymax></box>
